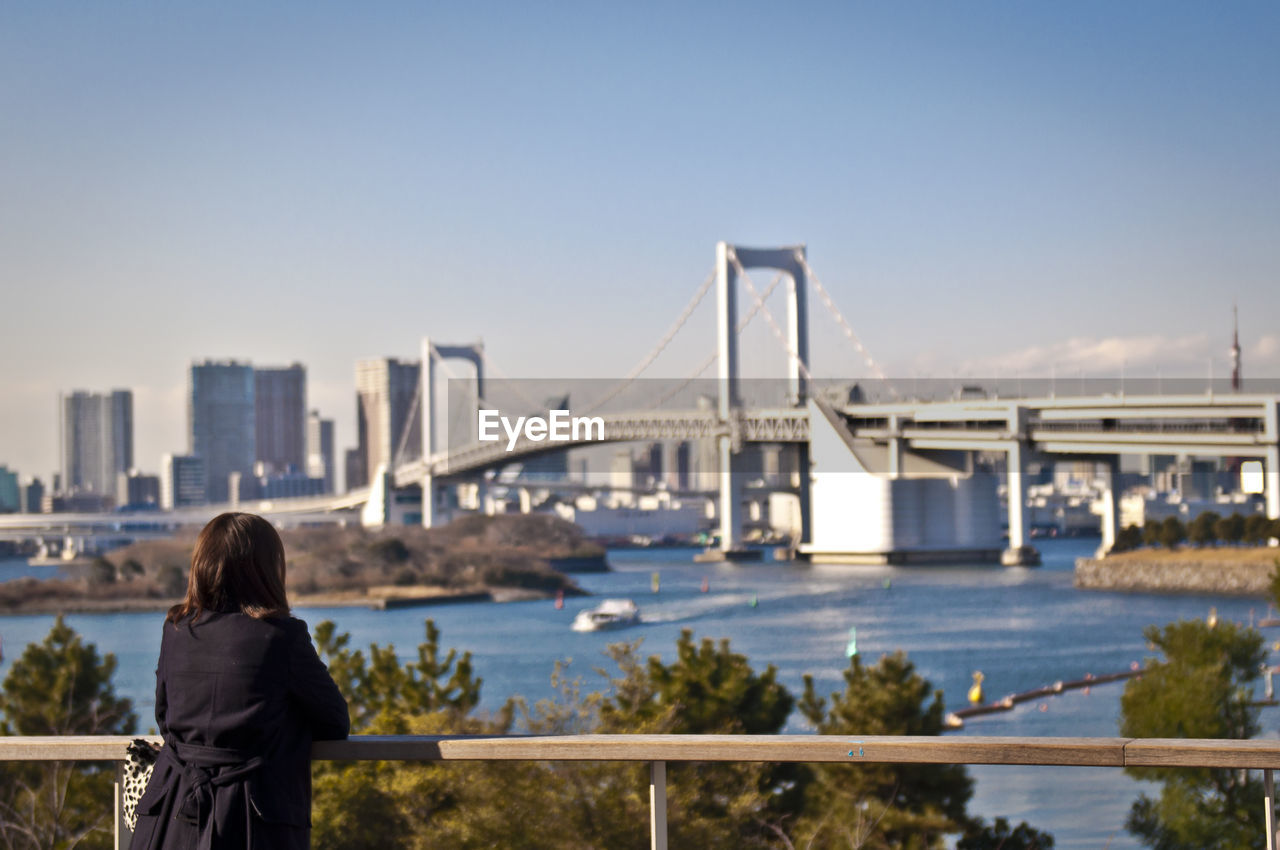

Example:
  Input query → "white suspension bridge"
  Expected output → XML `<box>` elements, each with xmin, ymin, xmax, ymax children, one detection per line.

<box><xmin>5</xmin><ymin>242</ymin><xmax>1280</xmax><ymax>565</ymax></box>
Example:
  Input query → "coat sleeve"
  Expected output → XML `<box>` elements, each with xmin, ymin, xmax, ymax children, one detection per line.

<box><xmin>154</xmin><ymin>626</ymin><xmax>169</xmax><ymax>738</ymax></box>
<box><xmin>287</xmin><ymin>618</ymin><xmax>351</xmax><ymax>741</ymax></box>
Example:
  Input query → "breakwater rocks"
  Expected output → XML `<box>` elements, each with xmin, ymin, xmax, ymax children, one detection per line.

<box><xmin>1075</xmin><ymin>552</ymin><xmax>1277</xmax><ymax>596</ymax></box>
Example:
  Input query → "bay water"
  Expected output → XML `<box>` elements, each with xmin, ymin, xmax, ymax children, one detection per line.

<box><xmin>2</xmin><ymin>538</ymin><xmax>1274</xmax><ymax>848</ymax></box>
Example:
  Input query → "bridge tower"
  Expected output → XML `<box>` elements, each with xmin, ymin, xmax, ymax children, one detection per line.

<box><xmin>420</xmin><ymin>337</ymin><xmax>485</xmax><ymax>527</ymax></box>
<box><xmin>715</xmin><ymin>242</ymin><xmax>811</xmax><ymax>553</ymax></box>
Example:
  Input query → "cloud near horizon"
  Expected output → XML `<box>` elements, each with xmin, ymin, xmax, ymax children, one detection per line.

<box><xmin>892</xmin><ymin>332</ymin><xmax>1280</xmax><ymax>380</ymax></box>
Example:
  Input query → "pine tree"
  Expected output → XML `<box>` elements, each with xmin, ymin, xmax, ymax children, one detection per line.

<box><xmin>796</xmin><ymin>651</ymin><xmax>972</xmax><ymax>849</ymax></box>
<box><xmin>309</xmin><ymin>619</ymin><xmax>504</xmax><ymax>850</ymax></box>
<box><xmin>0</xmin><ymin>616</ymin><xmax>137</xmax><ymax>850</ymax></box>
<box><xmin>1120</xmin><ymin>619</ymin><xmax>1266</xmax><ymax>848</ymax></box>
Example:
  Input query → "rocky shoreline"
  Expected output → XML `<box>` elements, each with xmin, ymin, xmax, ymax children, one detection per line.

<box><xmin>0</xmin><ymin>515</ymin><xmax>604</xmax><ymax>616</ymax></box>
<box><xmin>1075</xmin><ymin>549</ymin><xmax>1279</xmax><ymax>597</ymax></box>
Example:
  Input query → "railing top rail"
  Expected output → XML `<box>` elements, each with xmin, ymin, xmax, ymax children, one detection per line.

<box><xmin>5</xmin><ymin>735</ymin><xmax>1280</xmax><ymax>770</ymax></box>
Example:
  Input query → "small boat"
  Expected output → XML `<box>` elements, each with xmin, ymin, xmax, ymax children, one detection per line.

<box><xmin>571</xmin><ymin>599</ymin><xmax>641</xmax><ymax>632</ymax></box>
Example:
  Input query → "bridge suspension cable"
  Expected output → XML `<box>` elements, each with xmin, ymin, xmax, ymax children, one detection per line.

<box><xmin>472</xmin><ymin>351</ymin><xmax>547</xmax><ymax>414</ymax></box>
<box><xmin>579</xmin><ymin>268</ymin><xmax>717</xmax><ymax>414</ymax></box>
<box><xmin>649</xmin><ymin>271</ymin><xmax>785</xmax><ymax>409</ymax></box>
<box><xmin>793</xmin><ymin>250</ymin><xmax>900</xmax><ymax>399</ymax></box>
<box><xmin>392</xmin><ymin>376</ymin><xmax>423</xmax><ymax>468</ymax></box>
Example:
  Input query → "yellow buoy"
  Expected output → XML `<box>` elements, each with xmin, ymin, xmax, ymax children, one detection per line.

<box><xmin>968</xmin><ymin>671</ymin><xmax>985</xmax><ymax>706</ymax></box>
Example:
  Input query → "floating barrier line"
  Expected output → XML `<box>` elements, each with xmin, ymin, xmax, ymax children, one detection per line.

<box><xmin>945</xmin><ymin>669</ymin><xmax>1141</xmax><ymax>730</ymax></box>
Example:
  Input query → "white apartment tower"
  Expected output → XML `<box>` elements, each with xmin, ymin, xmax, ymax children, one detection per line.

<box><xmin>355</xmin><ymin>358</ymin><xmax>420</xmax><ymax>488</ymax></box>
<box><xmin>60</xmin><ymin>389</ymin><xmax>133</xmax><ymax>497</ymax></box>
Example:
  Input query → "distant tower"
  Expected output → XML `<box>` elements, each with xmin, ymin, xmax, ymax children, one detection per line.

<box><xmin>306</xmin><ymin>410</ymin><xmax>335</xmax><ymax>494</ymax></box>
<box><xmin>355</xmin><ymin>358</ymin><xmax>421</xmax><ymax>484</ymax></box>
<box><xmin>254</xmin><ymin>364</ymin><xmax>307</xmax><ymax>474</ymax></box>
<box><xmin>190</xmin><ymin>361</ymin><xmax>255</xmax><ymax>503</ymax></box>
<box><xmin>1230</xmin><ymin>305</ymin><xmax>1242</xmax><ymax>391</ymax></box>
<box><xmin>60</xmin><ymin>389</ymin><xmax>133</xmax><ymax>497</ymax></box>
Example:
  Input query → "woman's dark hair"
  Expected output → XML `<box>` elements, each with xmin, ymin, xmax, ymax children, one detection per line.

<box><xmin>166</xmin><ymin>512</ymin><xmax>290</xmax><ymax>623</ymax></box>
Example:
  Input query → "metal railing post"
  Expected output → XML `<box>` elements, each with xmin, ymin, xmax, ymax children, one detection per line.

<box><xmin>1267</xmin><ymin>769</ymin><xmax>1276</xmax><ymax>850</ymax></box>
<box><xmin>649</xmin><ymin>761</ymin><xmax>667</xmax><ymax>850</ymax></box>
<box><xmin>114</xmin><ymin>760</ymin><xmax>127</xmax><ymax>850</ymax></box>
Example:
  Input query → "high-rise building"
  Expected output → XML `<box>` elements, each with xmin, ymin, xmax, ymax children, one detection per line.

<box><xmin>20</xmin><ymin>477</ymin><xmax>44</xmax><ymax>513</ymax></box>
<box><xmin>190</xmin><ymin>361</ymin><xmax>255</xmax><ymax>503</ymax></box>
<box><xmin>673</xmin><ymin>442</ymin><xmax>692</xmax><ymax>491</ymax></box>
<box><xmin>117</xmin><ymin>469</ymin><xmax>161</xmax><ymax>510</ymax></box>
<box><xmin>344</xmin><ymin>447</ymin><xmax>365</xmax><ymax>493</ymax></box>
<box><xmin>306</xmin><ymin>410</ymin><xmax>335</xmax><ymax>494</ymax></box>
<box><xmin>161</xmin><ymin>454</ymin><xmax>206</xmax><ymax>510</ymax></box>
<box><xmin>60</xmin><ymin>389</ymin><xmax>133</xmax><ymax>498</ymax></box>
<box><xmin>355</xmin><ymin>358</ymin><xmax>421</xmax><ymax>483</ymax></box>
<box><xmin>255</xmin><ymin>365</ymin><xmax>307</xmax><ymax>474</ymax></box>
<box><xmin>0</xmin><ymin>466</ymin><xmax>18</xmax><ymax>513</ymax></box>
<box><xmin>633</xmin><ymin>442</ymin><xmax>663</xmax><ymax>488</ymax></box>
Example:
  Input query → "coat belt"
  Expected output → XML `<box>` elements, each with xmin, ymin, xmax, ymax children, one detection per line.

<box><xmin>166</xmin><ymin>741</ymin><xmax>266</xmax><ymax>841</ymax></box>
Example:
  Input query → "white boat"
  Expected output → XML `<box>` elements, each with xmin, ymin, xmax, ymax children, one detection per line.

<box><xmin>571</xmin><ymin>599</ymin><xmax>641</xmax><ymax>632</ymax></box>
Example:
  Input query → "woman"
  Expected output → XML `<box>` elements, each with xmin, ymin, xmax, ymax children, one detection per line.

<box><xmin>131</xmin><ymin>513</ymin><xmax>350</xmax><ymax>850</ymax></box>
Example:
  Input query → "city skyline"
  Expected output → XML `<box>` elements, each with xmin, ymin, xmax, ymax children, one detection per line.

<box><xmin>2</xmin><ymin>2</ymin><xmax>1278</xmax><ymax>484</ymax></box>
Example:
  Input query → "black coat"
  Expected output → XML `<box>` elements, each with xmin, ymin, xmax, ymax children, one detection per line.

<box><xmin>129</xmin><ymin>613</ymin><xmax>350</xmax><ymax>850</ymax></box>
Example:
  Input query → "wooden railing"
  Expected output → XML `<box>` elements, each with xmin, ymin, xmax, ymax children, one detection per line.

<box><xmin>4</xmin><ymin>734</ymin><xmax>1280</xmax><ymax>849</ymax></box>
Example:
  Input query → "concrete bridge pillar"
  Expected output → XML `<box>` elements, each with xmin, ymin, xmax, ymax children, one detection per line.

<box><xmin>795</xmin><ymin>442</ymin><xmax>812</xmax><ymax>546</ymax></box>
<box><xmin>1002</xmin><ymin>440</ymin><xmax>1040</xmax><ymax>566</ymax></box>
<box><xmin>1097</xmin><ymin>457</ymin><xmax>1121</xmax><ymax>557</ymax></box>
<box><xmin>715</xmin><ymin>242</ymin><xmax>742</xmax><ymax>552</ymax></box>
<box><xmin>518</xmin><ymin>488</ymin><xmax>533</xmax><ymax>514</ymax></box>
<box><xmin>888</xmin><ymin>415</ymin><xmax>903</xmax><ymax>480</ymax></box>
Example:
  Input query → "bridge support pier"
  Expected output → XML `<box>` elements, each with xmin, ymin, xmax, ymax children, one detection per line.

<box><xmin>718</xmin><ymin>434</ymin><xmax>743</xmax><ymax>552</ymax></box>
<box><xmin>795</xmin><ymin>442</ymin><xmax>812</xmax><ymax>546</ymax></box>
<box><xmin>1097</xmin><ymin>457</ymin><xmax>1121</xmax><ymax>557</ymax></box>
<box><xmin>1002</xmin><ymin>441</ymin><xmax>1040</xmax><ymax>566</ymax></box>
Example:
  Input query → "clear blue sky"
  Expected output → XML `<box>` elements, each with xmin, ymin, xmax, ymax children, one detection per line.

<box><xmin>2</xmin><ymin>1</ymin><xmax>1278</xmax><ymax>482</ymax></box>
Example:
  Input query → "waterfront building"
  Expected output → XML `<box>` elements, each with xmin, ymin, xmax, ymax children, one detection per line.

<box><xmin>608</xmin><ymin>449</ymin><xmax>634</xmax><ymax>492</ymax></box>
<box><xmin>65</xmin><ymin>492</ymin><xmax>113</xmax><ymax>512</ymax></box>
<box><xmin>344</xmin><ymin>447</ymin><xmax>364</xmax><ymax>493</ymax></box>
<box><xmin>306</xmin><ymin>411</ymin><xmax>335</xmax><ymax>494</ymax></box>
<box><xmin>640</xmin><ymin>442</ymin><xmax>663</xmax><ymax>488</ymax></box>
<box><xmin>1119</xmin><ymin>490</ymin><xmax>1264</xmax><ymax>529</ymax></box>
<box><xmin>673</xmin><ymin>441</ymin><xmax>691</xmax><ymax>491</ymax></box>
<box><xmin>254</xmin><ymin>364</ymin><xmax>307</xmax><ymax>474</ymax></box>
<box><xmin>19</xmin><ymin>477</ymin><xmax>44</xmax><ymax>513</ymax></box>
<box><xmin>554</xmin><ymin>493</ymin><xmax>704</xmax><ymax>540</ymax></box>
<box><xmin>355</xmin><ymin>358</ymin><xmax>420</xmax><ymax>485</ymax></box>
<box><xmin>190</xmin><ymin>361</ymin><xmax>255</xmax><ymax>503</ymax></box>
<box><xmin>0</xmin><ymin>466</ymin><xmax>18</xmax><ymax>512</ymax></box>
<box><xmin>254</xmin><ymin>468</ymin><xmax>326</xmax><ymax>499</ymax></box>
<box><xmin>60</xmin><ymin>389</ymin><xmax>133</xmax><ymax>499</ymax></box>
<box><xmin>161</xmin><ymin>454</ymin><xmax>206</xmax><ymax>510</ymax></box>
<box><xmin>116</xmin><ymin>469</ymin><xmax>161</xmax><ymax>510</ymax></box>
